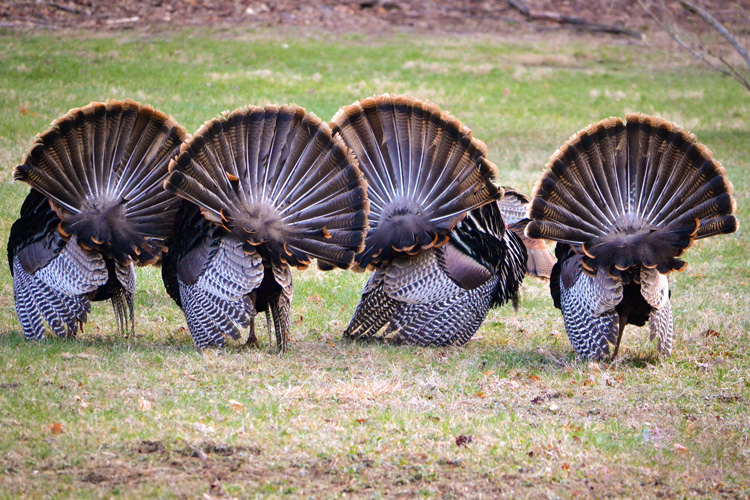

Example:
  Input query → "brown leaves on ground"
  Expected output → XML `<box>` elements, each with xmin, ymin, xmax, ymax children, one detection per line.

<box><xmin>455</xmin><ymin>435</ymin><xmax>473</xmax><ymax>447</ymax></box>
<box><xmin>137</xmin><ymin>397</ymin><xmax>153</xmax><ymax>412</ymax></box>
<box><xmin>307</xmin><ymin>294</ymin><xmax>323</xmax><ymax>304</ymax></box>
<box><xmin>1</xmin><ymin>0</ymin><xmax>732</xmax><ymax>38</ymax></box>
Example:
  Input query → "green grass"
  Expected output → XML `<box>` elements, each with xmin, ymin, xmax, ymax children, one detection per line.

<box><xmin>1</xmin><ymin>27</ymin><xmax>749</xmax><ymax>499</ymax></box>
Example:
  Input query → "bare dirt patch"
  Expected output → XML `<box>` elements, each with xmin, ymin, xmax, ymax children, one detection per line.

<box><xmin>3</xmin><ymin>437</ymin><xmax>745</xmax><ymax>498</ymax></box>
<box><xmin>1</xmin><ymin>0</ymin><xmax>744</xmax><ymax>38</ymax></box>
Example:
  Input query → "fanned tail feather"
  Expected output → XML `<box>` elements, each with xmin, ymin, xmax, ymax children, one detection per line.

<box><xmin>330</xmin><ymin>94</ymin><xmax>501</xmax><ymax>269</ymax></box>
<box><xmin>527</xmin><ymin>114</ymin><xmax>738</xmax><ymax>276</ymax></box>
<box><xmin>164</xmin><ymin>104</ymin><xmax>368</xmax><ymax>271</ymax></box>
<box><xmin>13</xmin><ymin>100</ymin><xmax>187</xmax><ymax>264</ymax></box>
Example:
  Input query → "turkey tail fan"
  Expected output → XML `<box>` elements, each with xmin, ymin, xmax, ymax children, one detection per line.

<box><xmin>164</xmin><ymin>104</ymin><xmax>368</xmax><ymax>271</ymax></box>
<box><xmin>526</xmin><ymin>114</ymin><xmax>738</xmax><ymax>276</ymax></box>
<box><xmin>13</xmin><ymin>99</ymin><xmax>188</xmax><ymax>265</ymax></box>
<box><xmin>330</xmin><ymin>94</ymin><xmax>502</xmax><ymax>270</ymax></box>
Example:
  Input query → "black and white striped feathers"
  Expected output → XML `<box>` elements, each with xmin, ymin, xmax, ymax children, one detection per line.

<box><xmin>162</xmin><ymin>104</ymin><xmax>368</xmax><ymax>350</ymax></box>
<box><xmin>498</xmin><ymin>187</ymin><xmax>555</xmax><ymax>280</ymax></box>
<box><xmin>8</xmin><ymin>100</ymin><xmax>187</xmax><ymax>340</ymax></box>
<box><xmin>530</xmin><ymin>114</ymin><xmax>737</xmax><ymax>359</ymax></box>
<box><xmin>344</xmin><ymin>193</ymin><xmax>527</xmax><ymax>346</ymax></box>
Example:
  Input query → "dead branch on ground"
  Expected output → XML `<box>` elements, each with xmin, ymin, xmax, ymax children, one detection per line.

<box><xmin>505</xmin><ymin>0</ymin><xmax>642</xmax><ymax>39</ymax></box>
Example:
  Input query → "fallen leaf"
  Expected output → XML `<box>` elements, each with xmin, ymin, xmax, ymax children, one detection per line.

<box><xmin>74</xmin><ymin>395</ymin><xmax>89</xmax><ymax>409</ymax></box>
<box><xmin>295</xmin><ymin>315</ymin><xmax>304</xmax><ymax>326</ymax></box>
<box><xmin>583</xmin><ymin>379</ymin><xmax>593</xmax><ymax>386</ymax></box>
<box><xmin>483</xmin><ymin>369</ymin><xmax>495</xmax><ymax>377</ymax></box>
<box><xmin>529</xmin><ymin>374</ymin><xmax>540</xmax><ymax>382</ymax></box>
<box><xmin>701</xmin><ymin>329</ymin><xmax>720</xmax><ymax>337</ymax></box>
<box><xmin>228</xmin><ymin>399</ymin><xmax>244</xmax><ymax>411</ymax></box>
<box><xmin>562</xmin><ymin>462</ymin><xmax>570</xmax><ymax>470</ymax></box>
<box><xmin>589</xmin><ymin>362</ymin><xmax>600</xmax><ymax>372</ymax></box>
<box><xmin>474</xmin><ymin>391</ymin><xmax>486</xmax><ymax>399</ymax></box>
<box><xmin>48</xmin><ymin>422</ymin><xmax>63</xmax><ymax>435</ymax></box>
<box><xmin>307</xmin><ymin>294</ymin><xmax>323</xmax><ymax>304</ymax></box>
<box><xmin>137</xmin><ymin>397</ymin><xmax>153</xmax><ymax>411</ymax></box>
<box><xmin>673</xmin><ymin>443</ymin><xmax>688</xmax><ymax>453</ymax></box>
<box><xmin>356</xmin><ymin>418</ymin><xmax>368</xmax><ymax>424</ymax></box>
<box><xmin>455</xmin><ymin>435</ymin><xmax>473</xmax><ymax>447</ymax></box>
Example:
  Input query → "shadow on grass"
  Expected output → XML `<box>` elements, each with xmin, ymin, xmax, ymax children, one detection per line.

<box><xmin>478</xmin><ymin>344</ymin><xmax>664</xmax><ymax>373</ymax></box>
<box><xmin>0</xmin><ymin>328</ymin><xmax>198</xmax><ymax>355</ymax></box>
<box><xmin>0</xmin><ymin>327</ymin><xmax>667</xmax><ymax>371</ymax></box>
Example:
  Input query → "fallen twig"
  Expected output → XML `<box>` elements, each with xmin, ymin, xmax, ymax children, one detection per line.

<box><xmin>104</xmin><ymin>16</ymin><xmax>140</xmax><ymax>25</ymax></box>
<box><xmin>48</xmin><ymin>3</ymin><xmax>81</xmax><ymax>15</ymax></box>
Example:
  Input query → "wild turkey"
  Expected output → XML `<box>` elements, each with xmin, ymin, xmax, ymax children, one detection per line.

<box><xmin>161</xmin><ymin>104</ymin><xmax>368</xmax><ymax>351</ymax></box>
<box><xmin>8</xmin><ymin>100</ymin><xmax>187</xmax><ymax>340</ymax></box>
<box><xmin>498</xmin><ymin>187</ymin><xmax>555</xmax><ymax>280</ymax></box>
<box><xmin>333</xmin><ymin>94</ymin><xmax>527</xmax><ymax>346</ymax></box>
<box><xmin>526</xmin><ymin>114</ymin><xmax>738</xmax><ymax>360</ymax></box>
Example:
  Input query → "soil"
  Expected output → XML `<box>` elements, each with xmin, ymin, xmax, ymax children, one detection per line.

<box><xmin>1</xmin><ymin>0</ymin><xmax>747</xmax><ymax>38</ymax></box>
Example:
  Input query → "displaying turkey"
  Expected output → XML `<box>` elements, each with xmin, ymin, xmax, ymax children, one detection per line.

<box><xmin>8</xmin><ymin>100</ymin><xmax>187</xmax><ymax>340</ymax></box>
<box><xmin>526</xmin><ymin>114</ymin><xmax>738</xmax><ymax>360</ymax></box>
<box><xmin>162</xmin><ymin>104</ymin><xmax>368</xmax><ymax>351</ymax></box>
<box><xmin>498</xmin><ymin>187</ymin><xmax>555</xmax><ymax>280</ymax></box>
<box><xmin>333</xmin><ymin>94</ymin><xmax>526</xmax><ymax>346</ymax></box>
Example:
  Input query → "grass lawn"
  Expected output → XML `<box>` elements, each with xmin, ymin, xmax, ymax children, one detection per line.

<box><xmin>0</xmin><ymin>26</ymin><xmax>748</xmax><ymax>499</ymax></box>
